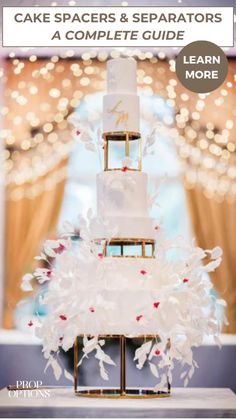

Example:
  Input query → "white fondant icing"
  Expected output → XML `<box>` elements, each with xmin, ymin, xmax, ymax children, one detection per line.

<box><xmin>76</xmin><ymin>290</ymin><xmax>161</xmax><ymax>335</ymax></box>
<box><xmin>107</xmin><ymin>58</ymin><xmax>137</xmax><ymax>93</ymax></box>
<box><xmin>74</xmin><ymin>257</ymin><xmax>163</xmax><ymax>335</ymax></box>
<box><xmin>103</xmin><ymin>93</ymin><xmax>139</xmax><ymax>133</ymax></box>
<box><xmin>91</xmin><ymin>215</ymin><xmax>155</xmax><ymax>240</ymax></box>
<box><xmin>97</xmin><ymin>171</ymin><xmax>148</xmax><ymax>217</ymax></box>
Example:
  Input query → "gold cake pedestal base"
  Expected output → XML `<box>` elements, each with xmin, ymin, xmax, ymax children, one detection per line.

<box><xmin>74</xmin><ymin>388</ymin><xmax>170</xmax><ymax>399</ymax></box>
<box><xmin>74</xmin><ymin>335</ymin><xmax>171</xmax><ymax>399</ymax></box>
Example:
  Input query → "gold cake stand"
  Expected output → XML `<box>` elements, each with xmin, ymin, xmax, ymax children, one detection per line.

<box><xmin>95</xmin><ymin>237</ymin><xmax>156</xmax><ymax>258</ymax></box>
<box><xmin>103</xmin><ymin>131</ymin><xmax>142</xmax><ymax>171</ymax></box>
<box><xmin>74</xmin><ymin>335</ymin><xmax>171</xmax><ymax>398</ymax></box>
<box><xmin>73</xmin><ymin>131</ymin><xmax>170</xmax><ymax>398</ymax></box>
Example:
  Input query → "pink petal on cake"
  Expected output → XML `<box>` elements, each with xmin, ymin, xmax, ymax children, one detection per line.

<box><xmin>59</xmin><ymin>315</ymin><xmax>67</xmax><ymax>321</ymax></box>
<box><xmin>140</xmin><ymin>270</ymin><xmax>147</xmax><ymax>275</ymax></box>
<box><xmin>55</xmin><ymin>243</ymin><xmax>65</xmax><ymax>254</ymax></box>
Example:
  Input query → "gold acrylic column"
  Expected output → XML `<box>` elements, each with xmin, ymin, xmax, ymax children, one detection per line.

<box><xmin>74</xmin><ymin>336</ymin><xmax>78</xmax><ymax>392</ymax></box>
<box><xmin>120</xmin><ymin>335</ymin><xmax>126</xmax><ymax>396</ymax></box>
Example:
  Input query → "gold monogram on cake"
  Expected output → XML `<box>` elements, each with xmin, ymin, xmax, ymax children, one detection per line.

<box><xmin>107</xmin><ymin>100</ymin><xmax>129</xmax><ymax>127</ymax></box>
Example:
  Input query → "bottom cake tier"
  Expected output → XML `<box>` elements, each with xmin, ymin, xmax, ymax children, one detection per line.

<box><xmin>68</xmin><ymin>257</ymin><xmax>179</xmax><ymax>335</ymax></box>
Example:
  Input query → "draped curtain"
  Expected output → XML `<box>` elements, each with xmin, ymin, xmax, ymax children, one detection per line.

<box><xmin>178</xmin><ymin>61</ymin><xmax>236</xmax><ymax>332</ymax></box>
<box><xmin>186</xmin><ymin>188</ymin><xmax>236</xmax><ymax>333</ymax></box>
<box><xmin>3</xmin><ymin>58</ymin><xmax>105</xmax><ymax>328</ymax></box>
<box><xmin>3</xmin><ymin>159</ymin><xmax>67</xmax><ymax>328</ymax></box>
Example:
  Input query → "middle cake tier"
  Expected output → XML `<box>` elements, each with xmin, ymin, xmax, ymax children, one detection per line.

<box><xmin>91</xmin><ymin>170</ymin><xmax>155</xmax><ymax>240</ymax></box>
<box><xmin>97</xmin><ymin>171</ymin><xmax>149</xmax><ymax>217</ymax></box>
<box><xmin>91</xmin><ymin>215</ymin><xmax>155</xmax><ymax>240</ymax></box>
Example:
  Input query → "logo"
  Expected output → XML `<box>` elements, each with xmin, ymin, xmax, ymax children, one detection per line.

<box><xmin>8</xmin><ymin>381</ymin><xmax>51</xmax><ymax>398</ymax></box>
<box><xmin>108</xmin><ymin>100</ymin><xmax>129</xmax><ymax>127</ymax></box>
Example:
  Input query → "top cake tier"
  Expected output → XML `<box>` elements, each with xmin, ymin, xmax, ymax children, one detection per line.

<box><xmin>103</xmin><ymin>58</ymin><xmax>140</xmax><ymax>133</ymax></box>
<box><xmin>107</xmin><ymin>58</ymin><xmax>137</xmax><ymax>93</ymax></box>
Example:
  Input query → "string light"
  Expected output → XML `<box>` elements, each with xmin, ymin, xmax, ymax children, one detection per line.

<box><xmin>0</xmin><ymin>50</ymin><xmax>235</xmax><ymax>202</ymax></box>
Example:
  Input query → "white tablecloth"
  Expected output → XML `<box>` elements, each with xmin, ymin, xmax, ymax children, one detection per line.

<box><xmin>0</xmin><ymin>387</ymin><xmax>236</xmax><ymax>418</ymax></box>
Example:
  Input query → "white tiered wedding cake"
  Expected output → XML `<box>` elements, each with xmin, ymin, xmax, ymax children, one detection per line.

<box><xmin>87</xmin><ymin>58</ymin><xmax>160</xmax><ymax>335</ymax></box>
<box><xmin>22</xmin><ymin>57</ymin><xmax>223</xmax><ymax>395</ymax></box>
<box><xmin>103</xmin><ymin>58</ymin><xmax>140</xmax><ymax>133</ymax></box>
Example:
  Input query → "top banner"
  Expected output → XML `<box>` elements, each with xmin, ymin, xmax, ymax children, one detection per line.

<box><xmin>2</xmin><ymin>6</ymin><xmax>234</xmax><ymax>48</ymax></box>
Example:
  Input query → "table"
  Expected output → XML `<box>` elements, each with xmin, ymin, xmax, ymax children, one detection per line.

<box><xmin>0</xmin><ymin>387</ymin><xmax>236</xmax><ymax>418</ymax></box>
<box><xmin>1</xmin><ymin>330</ymin><xmax>236</xmax><ymax>392</ymax></box>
